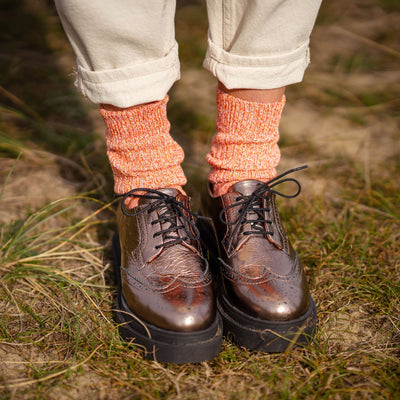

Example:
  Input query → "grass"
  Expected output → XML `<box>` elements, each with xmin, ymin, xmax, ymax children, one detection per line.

<box><xmin>0</xmin><ymin>0</ymin><xmax>399</xmax><ymax>399</ymax></box>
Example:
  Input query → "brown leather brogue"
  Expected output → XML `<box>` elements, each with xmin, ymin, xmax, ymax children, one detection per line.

<box><xmin>113</xmin><ymin>188</ymin><xmax>222</xmax><ymax>363</ymax></box>
<box><xmin>206</xmin><ymin>168</ymin><xmax>317</xmax><ymax>352</ymax></box>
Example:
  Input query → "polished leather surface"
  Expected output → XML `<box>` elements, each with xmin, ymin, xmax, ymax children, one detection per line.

<box><xmin>210</xmin><ymin>180</ymin><xmax>310</xmax><ymax>321</ymax></box>
<box><xmin>117</xmin><ymin>189</ymin><xmax>215</xmax><ymax>332</ymax></box>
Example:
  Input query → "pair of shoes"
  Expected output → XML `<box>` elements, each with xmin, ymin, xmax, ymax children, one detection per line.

<box><xmin>112</xmin><ymin>169</ymin><xmax>317</xmax><ymax>363</ymax></box>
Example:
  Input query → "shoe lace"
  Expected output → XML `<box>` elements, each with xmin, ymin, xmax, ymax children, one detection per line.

<box><xmin>118</xmin><ymin>188</ymin><xmax>207</xmax><ymax>249</ymax></box>
<box><xmin>220</xmin><ymin>166</ymin><xmax>307</xmax><ymax>253</ymax></box>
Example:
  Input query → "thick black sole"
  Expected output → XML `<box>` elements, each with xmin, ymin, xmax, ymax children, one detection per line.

<box><xmin>112</xmin><ymin>232</ymin><xmax>223</xmax><ymax>364</ymax></box>
<box><xmin>218</xmin><ymin>292</ymin><xmax>317</xmax><ymax>353</ymax></box>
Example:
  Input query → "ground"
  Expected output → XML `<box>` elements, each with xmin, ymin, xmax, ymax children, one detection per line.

<box><xmin>0</xmin><ymin>0</ymin><xmax>399</xmax><ymax>399</ymax></box>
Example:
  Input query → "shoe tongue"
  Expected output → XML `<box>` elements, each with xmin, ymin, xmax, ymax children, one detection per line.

<box><xmin>231</xmin><ymin>180</ymin><xmax>264</xmax><ymax>196</ymax></box>
<box><xmin>139</xmin><ymin>188</ymin><xmax>179</xmax><ymax>206</ymax></box>
<box><xmin>157</xmin><ymin>188</ymin><xmax>179</xmax><ymax>197</ymax></box>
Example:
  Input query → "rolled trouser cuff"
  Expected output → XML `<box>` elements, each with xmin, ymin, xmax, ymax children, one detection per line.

<box><xmin>75</xmin><ymin>42</ymin><xmax>180</xmax><ymax>107</ymax></box>
<box><xmin>203</xmin><ymin>37</ymin><xmax>310</xmax><ymax>90</ymax></box>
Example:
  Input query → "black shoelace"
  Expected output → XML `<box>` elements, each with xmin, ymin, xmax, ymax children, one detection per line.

<box><xmin>117</xmin><ymin>188</ymin><xmax>206</xmax><ymax>249</ymax></box>
<box><xmin>220</xmin><ymin>166</ymin><xmax>307</xmax><ymax>253</ymax></box>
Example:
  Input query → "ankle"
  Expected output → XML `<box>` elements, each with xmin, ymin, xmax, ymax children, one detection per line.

<box><xmin>218</xmin><ymin>82</ymin><xmax>286</xmax><ymax>104</ymax></box>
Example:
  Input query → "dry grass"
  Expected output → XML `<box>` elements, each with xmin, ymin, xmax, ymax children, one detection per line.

<box><xmin>0</xmin><ymin>0</ymin><xmax>399</xmax><ymax>399</ymax></box>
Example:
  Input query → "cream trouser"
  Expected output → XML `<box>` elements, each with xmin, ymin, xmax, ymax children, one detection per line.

<box><xmin>54</xmin><ymin>0</ymin><xmax>321</xmax><ymax>108</ymax></box>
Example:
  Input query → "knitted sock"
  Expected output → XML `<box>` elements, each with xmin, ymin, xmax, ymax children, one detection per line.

<box><xmin>206</xmin><ymin>88</ymin><xmax>285</xmax><ymax>197</ymax></box>
<box><xmin>100</xmin><ymin>96</ymin><xmax>187</xmax><ymax>208</ymax></box>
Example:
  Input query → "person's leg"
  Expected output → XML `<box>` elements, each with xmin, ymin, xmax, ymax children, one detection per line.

<box><xmin>204</xmin><ymin>0</ymin><xmax>321</xmax><ymax>193</ymax></box>
<box><xmin>54</xmin><ymin>0</ymin><xmax>186</xmax><ymax>208</ymax></box>
<box><xmin>54</xmin><ymin>0</ymin><xmax>180</xmax><ymax>107</ymax></box>
<box><xmin>207</xmin><ymin>84</ymin><xmax>286</xmax><ymax>196</ymax></box>
<box><xmin>204</xmin><ymin>0</ymin><xmax>321</xmax><ymax>91</ymax></box>
<box><xmin>203</xmin><ymin>0</ymin><xmax>321</xmax><ymax>352</ymax></box>
<box><xmin>55</xmin><ymin>0</ymin><xmax>222</xmax><ymax>363</ymax></box>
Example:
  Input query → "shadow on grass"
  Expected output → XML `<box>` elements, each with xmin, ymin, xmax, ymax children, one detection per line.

<box><xmin>0</xmin><ymin>0</ymin><xmax>103</xmax><ymax>164</ymax></box>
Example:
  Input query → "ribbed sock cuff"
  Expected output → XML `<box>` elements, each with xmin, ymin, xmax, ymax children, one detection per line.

<box><xmin>100</xmin><ymin>96</ymin><xmax>187</xmax><ymax>207</ymax></box>
<box><xmin>207</xmin><ymin>88</ymin><xmax>285</xmax><ymax>197</ymax></box>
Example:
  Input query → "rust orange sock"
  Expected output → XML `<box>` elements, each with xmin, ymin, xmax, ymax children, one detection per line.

<box><xmin>206</xmin><ymin>88</ymin><xmax>285</xmax><ymax>197</ymax></box>
<box><xmin>100</xmin><ymin>96</ymin><xmax>186</xmax><ymax>208</ymax></box>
